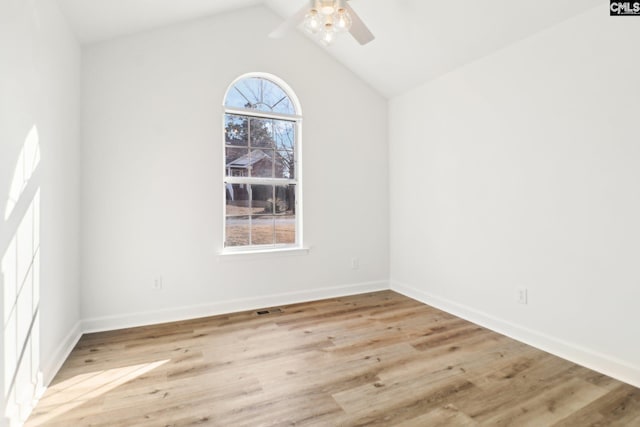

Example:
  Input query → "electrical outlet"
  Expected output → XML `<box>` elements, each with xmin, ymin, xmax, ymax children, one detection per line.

<box><xmin>351</xmin><ymin>258</ymin><xmax>360</xmax><ymax>270</ymax></box>
<box><xmin>517</xmin><ymin>287</ymin><xmax>528</xmax><ymax>305</ymax></box>
<box><xmin>153</xmin><ymin>277</ymin><xmax>163</xmax><ymax>291</ymax></box>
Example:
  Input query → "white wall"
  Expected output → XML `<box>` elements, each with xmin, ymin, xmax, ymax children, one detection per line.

<box><xmin>0</xmin><ymin>0</ymin><xmax>81</xmax><ymax>425</ymax></box>
<box><xmin>390</xmin><ymin>5</ymin><xmax>640</xmax><ymax>387</ymax></box>
<box><xmin>80</xmin><ymin>6</ymin><xmax>389</xmax><ymax>328</ymax></box>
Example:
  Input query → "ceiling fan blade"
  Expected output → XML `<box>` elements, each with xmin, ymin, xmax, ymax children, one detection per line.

<box><xmin>269</xmin><ymin>3</ymin><xmax>311</xmax><ymax>39</ymax></box>
<box><xmin>344</xmin><ymin>3</ymin><xmax>375</xmax><ymax>45</ymax></box>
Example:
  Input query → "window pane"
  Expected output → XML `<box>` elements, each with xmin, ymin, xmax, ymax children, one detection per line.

<box><xmin>225</xmin><ymin>77</ymin><xmax>295</xmax><ymax>115</ymax></box>
<box><xmin>275</xmin><ymin>150</ymin><xmax>294</xmax><ymax>179</ymax></box>
<box><xmin>249</xmin><ymin>118</ymin><xmax>275</xmax><ymax>148</ymax></box>
<box><xmin>225</xmin><ymin>148</ymin><xmax>249</xmax><ymax>177</ymax></box>
<box><xmin>276</xmin><ymin>216</ymin><xmax>295</xmax><ymax>244</ymax></box>
<box><xmin>275</xmin><ymin>185</ymin><xmax>295</xmax><ymax>214</ymax></box>
<box><xmin>273</xmin><ymin>120</ymin><xmax>295</xmax><ymax>151</ymax></box>
<box><xmin>225</xmin><ymin>184</ymin><xmax>251</xmax><ymax>216</ymax></box>
<box><xmin>225</xmin><ymin>115</ymin><xmax>248</xmax><ymax>146</ymax></box>
<box><xmin>250</xmin><ymin>149</ymin><xmax>274</xmax><ymax>178</ymax></box>
<box><xmin>225</xmin><ymin>216</ymin><xmax>249</xmax><ymax>247</ymax></box>
<box><xmin>275</xmin><ymin>185</ymin><xmax>295</xmax><ymax>244</ymax></box>
<box><xmin>251</xmin><ymin>185</ymin><xmax>273</xmax><ymax>215</ymax></box>
<box><xmin>251</xmin><ymin>216</ymin><xmax>275</xmax><ymax>245</ymax></box>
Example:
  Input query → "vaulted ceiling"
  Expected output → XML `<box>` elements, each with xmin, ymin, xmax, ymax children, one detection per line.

<box><xmin>56</xmin><ymin>0</ymin><xmax>601</xmax><ymax>97</ymax></box>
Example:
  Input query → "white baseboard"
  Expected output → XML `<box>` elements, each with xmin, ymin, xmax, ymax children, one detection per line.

<box><xmin>42</xmin><ymin>320</ymin><xmax>82</xmax><ymax>386</ymax></box>
<box><xmin>82</xmin><ymin>280</ymin><xmax>390</xmax><ymax>333</ymax></box>
<box><xmin>391</xmin><ymin>280</ymin><xmax>640</xmax><ymax>389</ymax></box>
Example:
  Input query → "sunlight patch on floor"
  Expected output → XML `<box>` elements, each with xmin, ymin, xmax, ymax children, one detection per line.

<box><xmin>26</xmin><ymin>359</ymin><xmax>169</xmax><ymax>426</ymax></box>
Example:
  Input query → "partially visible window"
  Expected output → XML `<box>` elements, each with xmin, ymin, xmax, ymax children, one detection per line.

<box><xmin>223</xmin><ymin>74</ymin><xmax>301</xmax><ymax>250</ymax></box>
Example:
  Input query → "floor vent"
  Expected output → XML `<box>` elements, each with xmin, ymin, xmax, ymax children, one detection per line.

<box><xmin>256</xmin><ymin>308</ymin><xmax>283</xmax><ymax>316</ymax></box>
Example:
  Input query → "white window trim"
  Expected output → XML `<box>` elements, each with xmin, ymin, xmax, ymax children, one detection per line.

<box><xmin>221</xmin><ymin>73</ymin><xmax>303</xmax><ymax>255</ymax></box>
<box><xmin>218</xmin><ymin>246</ymin><xmax>310</xmax><ymax>261</ymax></box>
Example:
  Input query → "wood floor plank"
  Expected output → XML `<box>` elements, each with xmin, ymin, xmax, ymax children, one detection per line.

<box><xmin>26</xmin><ymin>291</ymin><xmax>640</xmax><ymax>426</ymax></box>
<box><xmin>394</xmin><ymin>404</ymin><xmax>478</xmax><ymax>427</ymax></box>
<box><xmin>551</xmin><ymin>383</ymin><xmax>640</xmax><ymax>426</ymax></box>
<box><xmin>480</xmin><ymin>377</ymin><xmax>608</xmax><ymax>426</ymax></box>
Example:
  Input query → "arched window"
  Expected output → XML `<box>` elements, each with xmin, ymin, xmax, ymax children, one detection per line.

<box><xmin>223</xmin><ymin>74</ymin><xmax>302</xmax><ymax>250</ymax></box>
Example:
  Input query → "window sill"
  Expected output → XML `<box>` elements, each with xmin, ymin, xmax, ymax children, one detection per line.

<box><xmin>218</xmin><ymin>246</ymin><xmax>310</xmax><ymax>261</ymax></box>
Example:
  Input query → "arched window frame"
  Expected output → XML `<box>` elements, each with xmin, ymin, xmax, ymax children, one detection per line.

<box><xmin>222</xmin><ymin>73</ymin><xmax>303</xmax><ymax>252</ymax></box>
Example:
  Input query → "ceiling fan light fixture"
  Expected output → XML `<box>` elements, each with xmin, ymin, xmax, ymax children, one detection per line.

<box><xmin>303</xmin><ymin>0</ymin><xmax>352</xmax><ymax>44</ymax></box>
<box><xmin>271</xmin><ymin>0</ymin><xmax>372</xmax><ymax>46</ymax></box>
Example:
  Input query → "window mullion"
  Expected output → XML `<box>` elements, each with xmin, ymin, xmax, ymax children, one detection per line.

<box><xmin>248</xmin><ymin>116</ymin><xmax>252</xmax><ymax>178</ymax></box>
<box><xmin>248</xmin><ymin>184</ymin><xmax>253</xmax><ymax>245</ymax></box>
<box><xmin>225</xmin><ymin>107</ymin><xmax>301</xmax><ymax>122</ymax></box>
<box><xmin>225</xmin><ymin>177</ymin><xmax>295</xmax><ymax>185</ymax></box>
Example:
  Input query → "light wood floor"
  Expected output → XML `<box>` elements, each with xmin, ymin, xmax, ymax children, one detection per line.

<box><xmin>26</xmin><ymin>291</ymin><xmax>640</xmax><ymax>426</ymax></box>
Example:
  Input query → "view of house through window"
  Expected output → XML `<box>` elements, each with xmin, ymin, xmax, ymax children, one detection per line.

<box><xmin>223</xmin><ymin>75</ymin><xmax>301</xmax><ymax>249</ymax></box>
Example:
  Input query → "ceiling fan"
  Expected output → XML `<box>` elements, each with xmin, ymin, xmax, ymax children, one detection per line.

<box><xmin>269</xmin><ymin>0</ymin><xmax>375</xmax><ymax>46</ymax></box>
